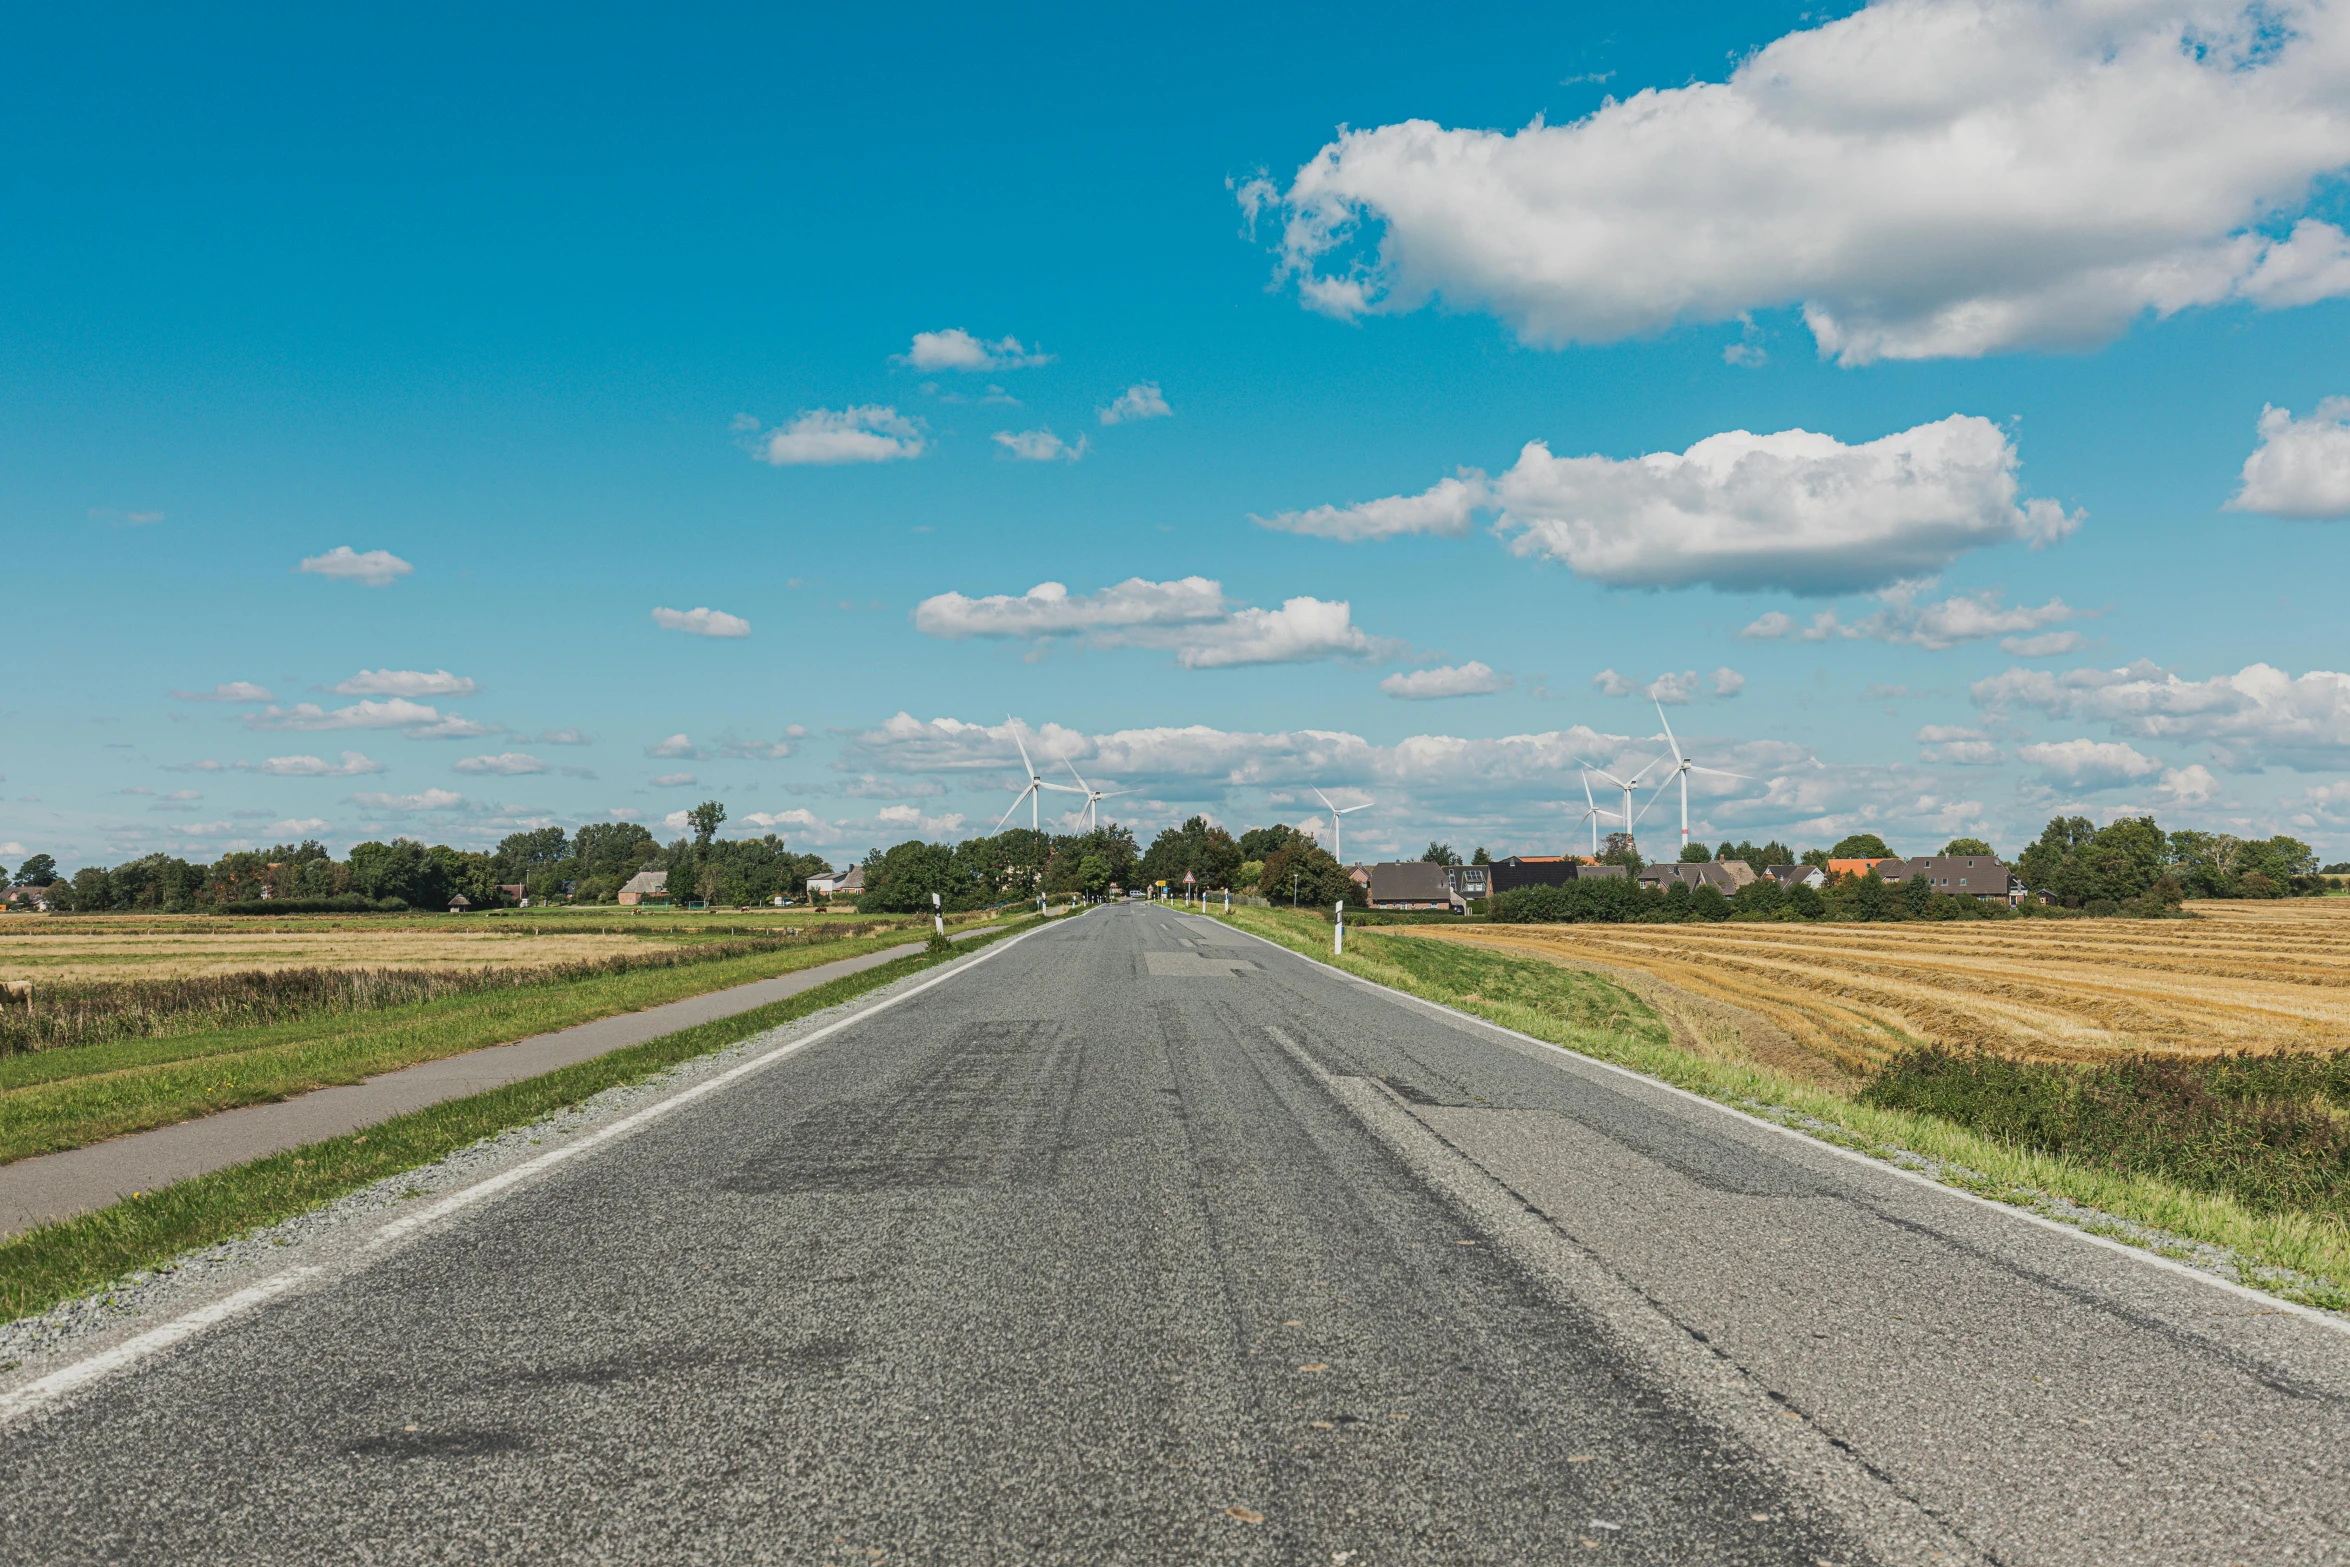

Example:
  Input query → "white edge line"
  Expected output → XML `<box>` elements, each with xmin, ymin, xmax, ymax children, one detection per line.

<box><xmin>0</xmin><ymin>916</ymin><xmax>1070</xmax><ymax>1429</ymax></box>
<box><xmin>1199</xmin><ymin>908</ymin><xmax>2350</xmax><ymax>1338</ymax></box>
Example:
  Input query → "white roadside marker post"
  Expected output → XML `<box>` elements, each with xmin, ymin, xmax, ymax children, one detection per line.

<box><xmin>932</xmin><ymin>891</ymin><xmax>944</xmax><ymax>941</ymax></box>
<box><xmin>1334</xmin><ymin>899</ymin><xmax>1345</xmax><ymax>956</ymax></box>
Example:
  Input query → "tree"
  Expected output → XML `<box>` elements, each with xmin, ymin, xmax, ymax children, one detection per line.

<box><xmin>1679</xmin><ymin>843</ymin><xmax>1712</xmax><ymax>862</ymax></box>
<box><xmin>1139</xmin><ymin>816</ymin><xmax>1243</xmax><ymax>890</ymax></box>
<box><xmin>1421</xmin><ymin>842</ymin><xmax>1460</xmax><ymax>866</ymax></box>
<box><xmin>1239</xmin><ymin>824</ymin><xmax>1308</xmax><ymax>860</ymax></box>
<box><xmin>1828</xmin><ymin>833</ymin><xmax>1893</xmax><ymax>860</ymax></box>
<box><xmin>1903</xmin><ymin>871</ymin><xmax>1934</xmax><ymax>917</ymax></box>
<box><xmin>1076</xmin><ymin>853</ymin><xmax>1110</xmax><ymax>897</ymax></box>
<box><xmin>1799</xmin><ymin>848</ymin><xmax>1832</xmax><ymax>870</ymax></box>
<box><xmin>12</xmin><ymin>854</ymin><xmax>57</xmax><ymax>887</ymax></box>
<box><xmin>1715</xmin><ymin>839</ymin><xmax>1794</xmax><ymax>870</ymax></box>
<box><xmin>1471</xmin><ymin>846</ymin><xmax>1491</xmax><ymax>865</ymax></box>
<box><xmin>686</xmin><ymin>801</ymin><xmax>726</xmax><ymax>846</ymax></box>
<box><xmin>860</xmin><ymin>839</ymin><xmax>966</xmax><ymax>912</ymax></box>
<box><xmin>1941</xmin><ymin>837</ymin><xmax>1996</xmax><ymax>857</ymax></box>
<box><xmin>1257</xmin><ymin>840</ymin><xmax>1360</xmax><ymax>909</ymax></box>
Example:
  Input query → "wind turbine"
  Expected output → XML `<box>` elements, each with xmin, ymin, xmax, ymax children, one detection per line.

<box><xmin>1062</xmin><ymin>758</ymin><xmax>1135</xmax><ymax>832</ymax></box>
<box><xmin>1577</xmin><ymin>770</ymin><xmax>1621</xmax><ymax>858</ymax></box>
<box><xmin>1311</xmin><ymin>787</ymin><xmax>1373</xmax><ymax>865</ymax></box>
<box><xmin>1574</xmin><ymin>753</ymin><xmax>1663</xmax><ymax>858</ymax></box>
<box><xmin>994</xmin><ymin>720</ymin><xmax>1082</xmax><ymax>833</ymax></box>
<box><xmin>1648</xmin><ymin>700</ymin><xmax>1755</xmax><ymax>858</ymax></box>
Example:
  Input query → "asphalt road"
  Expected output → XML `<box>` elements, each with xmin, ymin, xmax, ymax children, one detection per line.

<box><xmin>4</xmin><ymin>904</ymin><xmax>2349</xmax><ymax>1564</ymax></box>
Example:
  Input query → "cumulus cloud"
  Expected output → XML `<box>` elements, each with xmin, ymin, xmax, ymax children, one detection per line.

<box><xmin>298</xmin><ymin>547</ymin><xmax>412</xmax><ymax>587</ymax></box>
<box><xmin>1496</xmin><ymin>417</ymin><xmax>2076</xmax><ymax>595</ymax></box>
<box><xmin>2001</xmin><ymin>631</ymin><xmax>2088</xmax><ymax>657</ymax></box>
<box><xmin>645</xmin><ymin>735</ymin><xmax>699</xmax><ymax>758</ymax></box>
<box><xmin>268</xmin><ymin>818</ymin><xmax>331</xmax><ymax>836</ymax></box>
<box><xmin>873</xmin><ymin>804</ymin><xmax>970</xmax><ymax>836</ymax></box>
<box><xmin>896</xmin><ymin>329</ymin><xmax>1051</xmax><ymax>372</ymax></box>
<box><xmin>991</xmin><ymin>428</ymin><xmax>1088</xmax><ymax>463</ymax></box>
<box><xmin>713</xmin><ymin>734</ymin><xmax>795</xmax><ymax>760</ymax></box>
<box><xmin>744</xmin><ymin>406</ymin><xmax>924</xmax><ymax>465</ymax></box>
<box><xmin>739</xmin><ymin>808</ymin><xmax>828</xmax><ymax>832</ymax></box>
<box><xmin>253</xmin><ymin>752</ymin><xmax>384</xmax><ymax>777</ymax></box>
<box><xmin>1593</xmin><ymin>668</ymin><xmax>1740</xmax><ymax>705</ymax></box>
<box><xmin>1099</xmin><ymin>382</ymin><xmax>1172</xmax><ymax>425</ymax></box>
<box><xmin>348</xmin><ymin>788</ymin><xmax>465</xmax><ymax>812</ymax></box>
<box><xmin>453</xmin><ymin>752</ymin><xmax>547</xmax><ymax>775</ymax></box>
<box><xmin>1246</xmin><ymin>0</ymin><xmax>2350</xmax><ymax>363</ymax></box>
<box><xmin>331</xmin><ymin>669</ymin><xmax>477</xmax><ymax>698</ymax></box>
<box><xmin>2228</xmin><ymin>398</ymin><xmax>2350</xmax><ymax>518</ymax></box>
<box><xmin>1975</xmin><ymin>659</ymin><xmax>2350</xmax><ymax>767</ymax></box>
<box><xmin>2018</xmin><ymin>738</ymin><xmax>2165</xmax><ymax>790</ymax></box>
<box><xmin>1380</xmin><ymin>661</ymin><xmax>1512</xmax><ymax>700</ymax></box>
<box><xmin>1254</xmin><ymin>471</ymin><xmax>1489</xmax><ymax>542</ymax></box>
<box><xmin>171</xmin><ymin>682</ymin><xmax>274</xmax><ymax>703</ymax></box>
<box><xmin>536</xmin><ymin>728</ymin><xmax>591</xmax><ymax>745</ymax></box>
<box><xmin>2156</xmin><ymin>763</ymin><xmax>2222</xmax><ymax>806</ymax></box>
<box><xmin>244</xmin><ymin>698</ymin><xmax>494</xmax><ymax>739</ymax></box>
<box><xmin>912</xmin><ymin>577</ymin><xmax>1393</xmax><ymax>668</ymax></box>
<box><xmin>1915</xmin><ymin>726</ymin><xmax>2005</xmax><ymax>766</ymax></box>
<box><xmin>650</xmin><ymin>773</ymin><xmax>697</xmax><ymax>788</ymax></box>
<box><xmin>652</xmin><ymin>605</ymin><xmax>751</xmax><ymax>638</ymax></box>
<box><xmin>1741</xmin><ymin>587</ymin><xmax>2077</xmax><ymax>649</ymax></box>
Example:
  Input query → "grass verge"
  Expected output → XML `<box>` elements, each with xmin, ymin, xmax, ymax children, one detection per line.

<box><xmin>0</xmin><ymin>917</ymin><xmax>1043</xmax><ymax>1325</ymax></box>
<box><xmin>0</xmin><ymin>926</ymin><xmax>972</xmax><ymax>1164</ymax></box>
<box><xmin>1222</xmin><ymin>905</ymin><xmax>2350</xmax><ymax>1311</ymax></box>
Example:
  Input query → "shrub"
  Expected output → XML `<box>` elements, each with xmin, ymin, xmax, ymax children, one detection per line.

<box><xmin>216</xmin><ymin>896</ymin><xmax>410</xmax><ymax>915</ymax></box>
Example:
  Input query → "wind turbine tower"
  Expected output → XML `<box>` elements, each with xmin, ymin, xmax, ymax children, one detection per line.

<box><xmin>1311</xmin><ymin>787</ymin><xmax>1372</xmax><ymax>866</ymax></box>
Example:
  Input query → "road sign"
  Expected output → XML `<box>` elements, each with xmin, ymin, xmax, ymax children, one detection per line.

<box><xmin>1182</xmin><ymin>870</ymin><xmax>1196</xmax><ymax>885</ymax></box>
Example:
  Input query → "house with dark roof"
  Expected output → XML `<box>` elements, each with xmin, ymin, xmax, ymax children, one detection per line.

<box><xmin>1636</xmin><ymin>859</ymin><xmax>1759</xmax><ymax>895</ymax></box>
<box><xmin>1367</xmin><ymin>861</ymin><xmax>1463</xmax><ymax>911</ymax></box>
<box><xmin>1874</xmin><ymin>855</ymin><xmax>2019</xmax><ymax>905</ymax></box>
<box><xmin>1762</xmin><ymin>863</ymin><xmax>1826</xmax><ymax>889</ymax></box>
<box><xmin>617</xmin><ymin>869</ymin><xmax>669</xmax><ymax>907</ymax></box>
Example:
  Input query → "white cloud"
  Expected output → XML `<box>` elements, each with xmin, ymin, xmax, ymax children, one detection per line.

<box><xmin>991</xmin><ymin>428</ymin><xmax>1088</xmax><ymax>463</ymax></box>
<box><xmin>536</xmin><ymin>727</ymin><xmax>591</xmax><ymax>745</ymax></box>
<box><xmin>254</xmin><ymin>752</ymin><xmax>384</xmax><ymax>777</ymax></box>
<box><xmin>171</xmin><ymin>682</ymin><xmax>274</xmax><ymax>703</ymax></box>
<box><xmin>1380</xmin><ymin>662</ymin><xmax>1512</xmax><ymax>700</ymax></box>
<box><xmin>739</xmin><ymin>808</ymin><xmax>827</xmax><ymax>831</ymax></box>
<box><xmin>646</xmin><ymin>734</ymin><xmax>699</xmax><ymax>758</ymax></box>
<box><xmin>1495</xmin><ymin>418</ymin><xmax>2077</xmax><ymax>595</ymax></box>
<box><xmin>2018</xmin><ymin>738</ymin><xmax>2165</xmax><ymax>790</ymax></box>
<box><xmin>1915</xmin><ymin>727</ymin><xmax>2006</xmax><ymax>766</ymax></box>
<box><xmin>348</xmin><ymin>788</ymin><xmax>465</xmax><ymax>812</ymax></box>
<box><xmin>662</xmin><ymin>809</ymin><xmax>694</xmax><ymax>835</ymax></box>
<box><xmin>912</xmin><ymin>576</ymin><xmax>1393</xmax><ymax>668</ymax></box>
<box><xmin>268</xmin><ymin>818</ymin><xmax>330</xmax><ymax>836</ymax></box>
<box><xmin>453</xmin><ymin>752</ymin><xmax>547</xmax><ymax>775</ymax></box>
<box><xmin>1254</xmin><ymin>472</ymin><xmax>1488</xmax><ymax>542</ymax></box>
<box><xmin>1976</xmin><ymin>659</ymin><xmax>2350</xmax><ymax>767</ymax></box>
<box><xmin>873</xmin><ymin>804</ymin><xmax>969</xmax><ymax>836</ymax></box>
<box><xmin>2157</xmin><ymin>764</ymin><xmax>2222</xmax><ymax>806</ymax></box>
<box><xmin>299</xmin><ymin>547</ymin><xmax>413</xmax><ymax>587</ymax></box>
<box><xmin>331</xmin><ymin>668</ymin><xmax>477</xmax><ymax>698</ymax></box>
<box><xmin>2228</xmin><ymin>398</ymin><xmax>2350</xmax><ymax>518</ymax></box>
<box><xmin>652</xmin><ymin>605</ymin><xmax>751</xmax><ymax>638</ymax></box>
<box><xmin>2001</xmin><ymin>631</ymin><xmax>2087</xmax><ymax>657</ymax></box>
<box><xmin>650</xmin><ymin>772</ymin><xmax>698</xmax><ymax>788</ymax></box>
<box><xmin>896</xmin><ymin>329</ymin><xmax>1051</xmax><ymax>372</ymax></box>
<box><xmin>713</xmin><ymin>734</ymin><xmax>795</xmax><ymax>760</ymax></box>
<box><xmin>245</xmin><ymin>698</ymin><xmax>491</xmax><ymax>739</ymax></box>
<box><xmin>745</xmin><ymin>406</ymin><xmax>925</xmax><ymax>465</ymax></box>
<box><xmin>1249</xmin><ymin>1</ymin><xmax>2350</xmax><ymax>363</ymax></box>
<box><xmin>1593</xmin><ymin>668</ymin><xmax>1739</xmax><ymax>705</ymax></box>
<box><xmin>1099</xmin><ymin>382</ymin><xmax>1172</xmax><ymax>425</ymax></box>
<box><xmin>1742</xmin><ymin>587</ymin><xmax>2077</xmax><ymax>650</ymax></box>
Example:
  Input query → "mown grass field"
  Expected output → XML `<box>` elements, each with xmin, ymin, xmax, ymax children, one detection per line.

<box><xmin>1219</xmin><ymin>904</ymin><xmax>2350</xmax><ymax>1311</ymax></box>
<box><xmin>1420</xmin><ymin>897</ymin><xmax>2350</xmax><ymax>1072</ymax></box>
<box><xmin>0</xmin><ymin>923</ymin><xmax>961</xmax><ymax>1164</ymax></box>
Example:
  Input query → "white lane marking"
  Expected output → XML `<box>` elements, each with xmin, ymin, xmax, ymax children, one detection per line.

<box><xmin>1209</xmin><ymin>912</ymin><xmax>2350</xmax><ymax>1337</ymax></box>
<box><xmin>0</xmin><ymin>919</ymin><xmax>1069</xmax><ymax>1430</ymax></box>
<box><xmin>0</xmin><ymin>1268</ymin><xmax>319</xmax><ymax>1426</ymax></box>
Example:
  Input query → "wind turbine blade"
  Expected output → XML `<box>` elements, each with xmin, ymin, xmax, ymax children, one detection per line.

<box><xmin>1038</xmin><ymin>781</ymin><xmax>1085</xmax><ymax>794</ymax></box>
<box><xmin>1062</xmin><ymin>757</ymin><xmax>1092</xmax><ymax>793</ymax></box>
<box><xmin>1312</xmin><ymin>786</ymin><xmax>1336</xmax><ymax>813</ymax></box>
<box><xmin>994</xmin><ymin>790</ymin><xmax>1029</xmax><ymax>832</ymax></box>
<box><xmin>1691</xmin><ymin>766</ymin><xmax>1755</xmax><ymax>781</ymax></box>
<box><xmin>1098</xmin><ymin>788</ymin><xmax>1138</xmax><ymax>799</ymax></box>
<box><xmin>1010</xmin><ymin>723</ymin><xmax>1036</xmax><ymax>780</ymax></box>
<box><xmin>1582</xmin><ymin>771</ymin><xmax>1598</xmax><ymax>811</ymax></box>
<box><xmin>1654</xmin><ymin>699</ymin><xmax>1680</xmax><ymax>760</ymax></box>
<box><xmin>1630</xmin><ymin>775</ymin><xmax>1674</xmax><ymax>828</ymax></box>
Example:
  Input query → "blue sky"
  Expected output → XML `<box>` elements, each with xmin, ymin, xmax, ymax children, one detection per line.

<box><xmin>12</xmin><ymin>0</ymin><xmax>2350</xmax><ymax>871</ymax></box>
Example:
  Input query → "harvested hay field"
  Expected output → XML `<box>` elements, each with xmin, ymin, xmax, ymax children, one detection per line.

<box><xmin>1416</xmin><ymin>899</ymin><xmax>2350</xmax><ymax>1073</ymax></box>
<box><xmin>0</xmin><ymin>926</ymin><xmax>662</xmax><ymax>984</ymax></box>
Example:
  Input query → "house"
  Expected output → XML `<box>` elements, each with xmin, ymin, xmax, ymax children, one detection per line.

<box><xmin>617</xmin><ymin>869</ymin><xmax>669</xmax><ymax>907</ymax></box>
<box><xmin>1</xmin><ymin>885</ymin><xmax>50</xmax><ymax>912</ymax></box>
<box><xmin>806</xmin><ymin>865</ymin><xmax>864</xmax><ymax>900</ymax></box>
<box><xmin>497</xmin><ymin>883</ymin><xmax>527</xmax><ymax>907</ymax></box>
<box><xmin>1874</xmin><ymin>855</ymin><xmax>2020</xmax><ymax>905</ymax></box>
<box><xmin>1486</xmin><ymin>855</ymin><xmax>1578</xmax><ymax>895</ymax></box>
<box><xmin>1826</xmin><ymin>857</ymin><xmax>1899</xmax><ymax>878</ymax></box>
<box><xmin>1762</xmin><ymin>864</ymin><xmax>1826</xmax><ymax>889</ymax></box>
<box><xmin>1367</xmin><ymin>861</ymin><xmax>1463</xmax><ymax>911</ymax></box>
<box><xmin>1636</xmin><ymin>860</ymin><xmax>1758</xmax><ymax>895</ymax></box>
<box><xmin>447</xmin><ymin>894</ymin><xmax>472</xmax><ymax>914</ymax></box>
<box><xmin>1442</xmin><ymin>862</ymin><xmax>1491</xmax><ymax>900</ymax></box>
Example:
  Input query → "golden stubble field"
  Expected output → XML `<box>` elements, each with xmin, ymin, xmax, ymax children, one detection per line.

<box><xmin>1417</xmin><ymin>898</ymin><xmax>2350</xmax><ymax>1072</ymax></box>
<box><xmin>0</xmin><ymin>924</ymin><xmax>656</xmax><ymax>982</ymax></box>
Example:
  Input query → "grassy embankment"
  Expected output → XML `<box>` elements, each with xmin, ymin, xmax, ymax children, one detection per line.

<box><xmin>0</xmin><ymin>916</ymin><xmax>1047</xmax><ymax>1323</ymax></box>
<box><xmin>0</xmin><ymin>922</ymin><xmax>971</xmax><ymax>1164</ymax></box>
<box><xmin>1218</xmin><ymin>905</ymin><xmax>2350</xmax><ymax>1310</ymax></box>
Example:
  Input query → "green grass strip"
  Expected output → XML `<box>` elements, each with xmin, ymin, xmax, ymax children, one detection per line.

<box><xmin>1221</xmin><ymin>905</ymin><xmax>2350</xmax><ymax>1312</ymax></box>
<box><xmin>0</xmin><ymin>919</ymin><xmax>1039</xmax><ymax>1325</ymax></box>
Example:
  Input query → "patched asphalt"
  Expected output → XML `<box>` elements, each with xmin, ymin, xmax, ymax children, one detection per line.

<box><xmin>4</xmin><ymin>904</ymin><xmax>2348</xmax><ymax>1565</ymax></box>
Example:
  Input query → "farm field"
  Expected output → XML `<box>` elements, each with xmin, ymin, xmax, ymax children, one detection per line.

<box><xmin>1414</xmin><ymin>898</ymin><xmax>2350</xmax><ymax>1073</ymax></box>
<box><xmin>0</xmin><ymin>908</ymin><xmax>910</xmax><ymax>983</ymax></box>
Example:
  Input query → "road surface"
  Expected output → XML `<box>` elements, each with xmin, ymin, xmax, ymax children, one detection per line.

<box><xmin>3</xmin><ymin>903</ymin><xmax>2346</xmax><ymax>1564</ymax></box>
